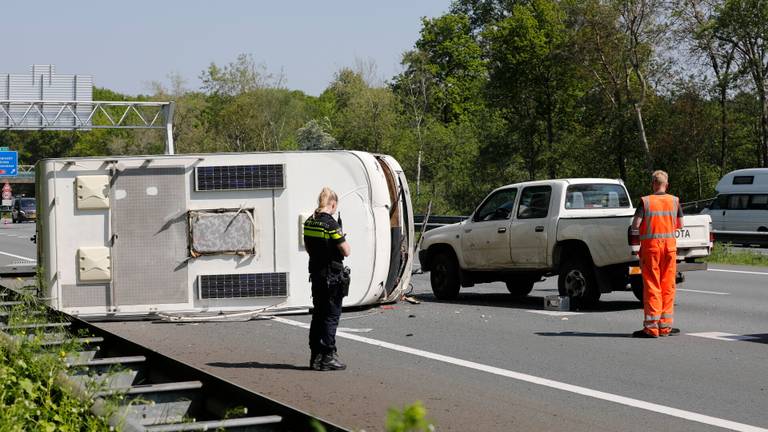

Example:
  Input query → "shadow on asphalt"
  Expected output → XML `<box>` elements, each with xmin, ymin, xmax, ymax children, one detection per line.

<box><xmin>535</xmin><ymin>331</ymin><xmax>632</xmax><ymax>338</ymax></box>
<box><xmin>413</xmin><ymin>292</ymin><xmax>641</xmax><ymax>313</ymax></box>
<box><xmin>207</xmin><ymin>361</ymin><xmax>309</xmax><ymax>371</ymax></box>
<box><xmin>744</xmin><ymin>334</ymin><xmax>768</xmax><ymax>345</ymax></box>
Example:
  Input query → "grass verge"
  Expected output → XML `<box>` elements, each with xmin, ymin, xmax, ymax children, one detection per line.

<box><xmin>706</xmin><ymin>243</ymin><xmax>768</xmax><ymax>267</ymax></box>
<box><xmin>0</xmin><ymin>297</ymin><xmax>111</xmax><ymax>431</ymax></box>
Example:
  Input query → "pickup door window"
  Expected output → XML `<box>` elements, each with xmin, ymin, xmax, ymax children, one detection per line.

<box><xmin>509</xmin><ymin>186</ymin><xmax>552</xmax><ymax>268</ymax></box>
<box><xmin>461</xmin><ymin>188</ymin><xmax>518</xmax><ymax>269</ymax></box>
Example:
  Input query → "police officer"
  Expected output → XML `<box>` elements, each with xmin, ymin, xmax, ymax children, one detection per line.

<box><xmin>304</xmin><ymin>187</ymin><xmax>351</xmax><ymax>370</ymax></box>
<box><xmin>631</xmin><ymin>170</ymin><xmax>683</xmax><ymax>338</ymax></box>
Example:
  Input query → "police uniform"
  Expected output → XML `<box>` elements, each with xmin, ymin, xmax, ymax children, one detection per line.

<box><xmin>634</xmin><ymin>192</ymin><xmax>683</xmax><ymax>337</ymax></box>
<box><xmin>303</xmin><ymin>211</ymin><xmax>347</xmax><ymax>370</ymax></box>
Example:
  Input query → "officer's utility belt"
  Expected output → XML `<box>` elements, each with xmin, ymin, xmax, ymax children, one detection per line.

<box><xmin>327</xmin><ymin>261</ymin><xmax>351</xmax><ymax>297</ymax></box>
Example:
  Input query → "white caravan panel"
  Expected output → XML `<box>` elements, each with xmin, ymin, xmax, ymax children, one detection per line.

<box><xmin>36</xmin><ymin>151</ymin><xmax>414</xmax><ymax>319</ymax></box>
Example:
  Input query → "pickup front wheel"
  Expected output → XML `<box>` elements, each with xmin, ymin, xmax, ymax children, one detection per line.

<box><xmin>558</xmin><ymin>259</ymin><xmax>600</xmax><ymax>306</ymax></box>
<box><xmin>430</xmin><ymin>251</ymin><xmax>461</xmax><ymax>300</ymax></box>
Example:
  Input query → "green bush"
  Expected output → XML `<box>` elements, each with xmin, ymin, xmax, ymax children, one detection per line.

<box><xmin>0</xmin><ymin>303</ymin><xmax>110</xmax><ymax>431</ymax></box>
<box><xmin>706</xmin><ymin>243</ymin><xmax>768</xmax><ymax>267</ymax></box>
<box><xmin>386</xmin><ymin>401</ymin><xmax>435</xmax><ymax>432</ymax></box>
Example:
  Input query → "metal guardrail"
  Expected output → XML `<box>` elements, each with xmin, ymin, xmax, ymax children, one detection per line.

<box><xmin>0</xmin><ymin>283</ymin><xmax>346</xmax><ymax>432</ymax></box>
<box><xmin>713</xmin><ymin>230</ymin><xmax>768</xmax><ymax>247</ymax></box>
<box><xmin>414</xmin><ymin>215</ymin><xmax>467</xmax><ymax>231</ymax></box>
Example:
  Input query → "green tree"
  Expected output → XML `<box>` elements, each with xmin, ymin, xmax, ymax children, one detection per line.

<box><xmin>297</xmin><ymin>118</ymin><xmax>337</xmax><ymax>150</ymax></box>
<box><xmin>392</xmin><ymin>13</ymin><xmax>485</xmax><ymax>198</ymax></box>
<box><xmin>484</xmin><ymin>0</ymin><xmax>580</xmax><ymax>179</ymax></box>
<box><xmin>409</xmin><ymin>14</ymin><xmax>486</xmax><ymax>124</ymax></box>
<box><xmin>714</xmin><ymin>0</ymin><xmax>768</xmax><ymax>166</ymax></box>
<box><xmin>325</xmin><ymin>67</ymin><xmax>398</xmax><ymax>154</ymax></box>
<box><xmin>675</xmin><ymin>0</ymin><xmax>738</xmax><ymax>176</ymax></box>
<box><xmin>573</xmin><ymin>0</ymin><xmax>660</xmax><ymax>179</ymax></box>
<box><xmin>199</xmin><ymin>54</ymin><xmax>310</xmax><ymax>152</ymax></box>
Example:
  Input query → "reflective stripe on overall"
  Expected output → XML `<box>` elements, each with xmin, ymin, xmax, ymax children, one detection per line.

<box><xmin>638</xmin><ymin>194</ymin><xmax>678</xmax><ymax>336</ymax></box>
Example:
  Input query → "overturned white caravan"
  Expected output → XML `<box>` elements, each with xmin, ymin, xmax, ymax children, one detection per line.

<box><xmin>36</xmin><ymin>151</ymin><xmax>414</xmax><ymax>319</ymax></box>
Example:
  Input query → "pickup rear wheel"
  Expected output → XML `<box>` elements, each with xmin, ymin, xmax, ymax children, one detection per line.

<box><xmin>506</xmin><ymin>277</ymin><xmax>536</xmax><ymax>298</ymax></box>
<box><xmin>430</xmin><ymin>251</ymin><xmax>460</xmax><ymax>300</ymax></box>
<box><xmin>558</xmin><ymin>259</ymin><xmax>600</xmax><ymax>306</ymax></box>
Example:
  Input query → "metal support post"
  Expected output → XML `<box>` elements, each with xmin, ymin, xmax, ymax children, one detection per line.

<box><xmin>164</xmin><ymin>101</ymin><xmax>175</xmax><ymax>155</ymax></box>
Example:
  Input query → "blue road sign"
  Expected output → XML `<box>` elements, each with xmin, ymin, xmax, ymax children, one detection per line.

<box><xmin>0</xmin><ymin>151</ymin><xmax>18</xmax><ymax>176</ymax></box>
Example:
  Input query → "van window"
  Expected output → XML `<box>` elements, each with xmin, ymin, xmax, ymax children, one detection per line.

<box><xmin>732</xmin><ymin>176</ymin><xmax>754</xmax><ymax>185</ymax></box>
<box><xmin>565</xmin><ymin>184</ymin><xmax>630</xmax><ymax>209</ymax></box>
<box><xmin>749</xmin><ymin>194</ymin><xmax>768</xmax><ymax>210</ymax></box>
<box><xmin>727</xmin><ymin>195</ymin><xmax>750</xmax><ymax>210</ymax></box>
<box><xmin>710</xmin><ymin>195</ymin><xmax>726</xmax><ymax>210</ymax></box>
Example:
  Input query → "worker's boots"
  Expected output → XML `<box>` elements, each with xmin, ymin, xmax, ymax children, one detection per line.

<box><xmin>318</xmin><ymin>352</ymin><xmax>346</xmax><ymax>371</ymax></box>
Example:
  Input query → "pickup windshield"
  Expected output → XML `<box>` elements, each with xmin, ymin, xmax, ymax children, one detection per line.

<box><xmin>565</xmin><ymin>184</ymin><xmax>630</xmax><ymax>209</ymax></box>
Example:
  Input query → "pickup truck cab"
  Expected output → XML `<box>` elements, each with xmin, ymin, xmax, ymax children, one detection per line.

<box><xmin>419</xmin><ymin>178</ymin><xmax>712</xmax><ymax>304</ymax></box>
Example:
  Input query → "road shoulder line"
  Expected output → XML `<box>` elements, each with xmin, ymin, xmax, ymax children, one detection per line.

<box><xmin>708</xmin><ymin>268</ymin><xmax>768</xmax><ymax>276</ymax></box>
<box><xmin>0</xmin><ymin>250</ymin><xmax>35</xmax><ymax>262</ymax></box>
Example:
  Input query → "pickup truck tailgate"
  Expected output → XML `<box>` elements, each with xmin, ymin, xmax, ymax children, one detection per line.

<box><xmin>676</xmin><ymin>214</ymin><xmax>712</xmax><ymax>259</ymax></box>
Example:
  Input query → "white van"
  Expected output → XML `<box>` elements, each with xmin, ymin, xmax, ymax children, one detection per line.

<box><xmin>703</xmin><ymin>168</ymin><xmax>768</xmax><ymax>232</ymax></box>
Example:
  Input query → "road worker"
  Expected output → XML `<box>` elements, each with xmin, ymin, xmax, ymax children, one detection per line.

<box><xmin>304</xmin><ymin>187</ymin><xmax>351</xmax><ymax>370</ymax></box>
<box><xmin>631</xmin><ymin>170</ymin><xmax>683</xmax><ymax>338</ymax></box>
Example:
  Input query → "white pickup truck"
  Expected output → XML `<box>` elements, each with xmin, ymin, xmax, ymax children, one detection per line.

<box><xmin>418</xmin><ymin>178</ymin><xmax>713</xmax><ymax>305</ymax></box>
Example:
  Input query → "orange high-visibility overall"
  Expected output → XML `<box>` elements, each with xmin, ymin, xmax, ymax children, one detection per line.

<box><xmin>639</xmin><ymin>194</ymin><xmax>680</xmax><ymax>337</ymax></box>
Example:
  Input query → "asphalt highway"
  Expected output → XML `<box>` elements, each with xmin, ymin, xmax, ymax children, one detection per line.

<box><xmin>2</xmin><ymin>223</ymin><xmax>766</xmax><ymax>431</ymax></box>
<box><xmin>0</xmin><ymin>222</ymin><xmax>35</xmax><ymax>266</ymax></box>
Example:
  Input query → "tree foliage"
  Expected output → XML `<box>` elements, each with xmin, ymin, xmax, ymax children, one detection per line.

<box><xmin>4</xmin><ymin>1</ymin><xmax>768</xmax><ymax>215</ymax></box>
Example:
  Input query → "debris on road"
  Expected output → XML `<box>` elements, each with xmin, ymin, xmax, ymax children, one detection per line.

<box><xmin>403</xmin><ymin>295</ymin><xmax>421</xmax><ymax>304</ymax></box>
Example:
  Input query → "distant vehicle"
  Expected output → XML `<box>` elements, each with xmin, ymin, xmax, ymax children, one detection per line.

<box><xmin>12</xmin><ymin>197</ymin><xmax>36</xmax><ymax>223</ymax></box>
<box><xmin>702</xmin><ymin>168</ymin><xmax>768</xmax><ymax>232</ymax></box>
<box><xmin>419</xmin><ymin>178</ymin><xmax>712</xmax><ymax>304</ymax></box>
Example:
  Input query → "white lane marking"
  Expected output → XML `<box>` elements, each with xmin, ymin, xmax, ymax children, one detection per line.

<box><xmin>688</xmin><ymin>332</ymin><xmax>762</xmax><ymax>342</ymax></box>
<box><xmin>272</xmin><ymin>317</ymin><xmax>767</xmax><ymax>432</ymax></box>
<box><xmin>0</xmin><ymin>251</ymin><xmax>35</xmax><ymax>262</ymax></box>
<box><xmin>526</xmin><ymin>310</ymin><xmax>583</xmax><ymax>317</ymax></box>
<box><xmin>337</xmin><ymin>327</ymin><xmax>373</xmax><ymax>333</ymax></box>
<box><xmin>708</xmin><ymin>269</ymin><xmax>768</xmax><ymax>276</ymax></box>
<box><xmin>678</xmin><ymin>288</ymin><xmax>730</xmax><ymax>296</ymax></box>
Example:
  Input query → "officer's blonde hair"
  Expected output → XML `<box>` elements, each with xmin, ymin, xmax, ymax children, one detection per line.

<box><xmin>652</xmin><ymin>170</ymin><xmax>669</xmax><ymax>185</ymax></box>
<box><xmin>315</xmin><ymin>187</ymin><xmax>339</xmax><ymax>213</ymax></box>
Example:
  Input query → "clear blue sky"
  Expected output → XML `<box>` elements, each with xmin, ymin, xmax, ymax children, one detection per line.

<box><xmin>3</xmin><ymin>0</ymin><xmax>451</xmax><ymax>96</ymax></box>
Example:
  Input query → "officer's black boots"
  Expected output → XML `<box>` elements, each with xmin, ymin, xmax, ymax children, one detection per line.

<box><xmin>318</xmin><ymin>352</ymin><xmax>346</xmax><ymax>371</ymax></box>
<box><xmin>310</xmin><ymin>352</ymin><xmax>321</xmax><ymax>370</ymax></box>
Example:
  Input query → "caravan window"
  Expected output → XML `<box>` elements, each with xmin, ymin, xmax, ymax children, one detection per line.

<box><xmin>712</xmin><ymin>194</ymin><xmax>768</xmax><ymax>210</ymax></box>
<box><xmin>749</xmin><ymin>194</ymin><xmax>768</xmax><ymax>210</ymax></box>
<box><xmin>726</xmin><ymin>195</ymin><xmax>750</xmax><ymax>210</ymax></box>
<box><xmin>733</xmin><ymin>176</ymin><xmax>754</xmax><ymax>185</ymax></box>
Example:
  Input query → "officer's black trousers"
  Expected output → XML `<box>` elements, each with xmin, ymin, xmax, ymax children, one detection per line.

<box><xmin>309</xmin><ymin>276</ymin><xmax>343</xmax><ymax>355</ymax></box>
